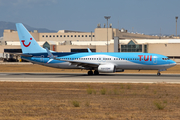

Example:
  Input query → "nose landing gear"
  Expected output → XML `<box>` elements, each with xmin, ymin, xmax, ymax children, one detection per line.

<box><xmin>157</xmin><ymin>72</ymin><xmax>161</xmax><ymax>76</ymax></box>
<box><xmin>157</xmin><ymin>69</ymin><xmax>166</xmax><ymax>76</ymax></box>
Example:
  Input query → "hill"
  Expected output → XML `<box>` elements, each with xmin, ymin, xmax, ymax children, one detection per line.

<box><xmin>0</xmin><ymin>21</ymin><xmax>56</xmax><ymax>37</ymax></box>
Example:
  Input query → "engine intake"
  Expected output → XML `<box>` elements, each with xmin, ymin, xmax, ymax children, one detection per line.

<box><xmin>98</xmin><ymin>64</ymin><xmax>115</xmax><ymax>73</ymax></box>
<box><xmin>98</xmin><ymin>64</ymin><xmax>124</xmax><ymax>73</ymax></box>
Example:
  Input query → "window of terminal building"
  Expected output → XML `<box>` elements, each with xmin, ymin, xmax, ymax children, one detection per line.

<box><xmin>82</xmin><ymin>35</ymin><xmax>84</xmax><ymax>37</ymax></box>
<box><xmin>42</xmin><ymin>35</ymin><xmax>44</xmax><ymax>37</ymax></box>
<box><xmin>71</xmin><ymin>35</ymin><xmax>73</xmax><ymax>37</ymax></box>
<box><xmin>46</xmin><ymin>35</ymin><xmax>48</xmax><ymax>37</ymax></box>
<box><xmin>4</xmin><ymin>49</ymin><xmax>22</xmax><ymax>53</ymax></box>
<box><xmin>60</xmin><ymin>35</ymin><xmax>62</xmax><ymax>37</ymax></box>
<box><xmin>89</xmin><ymin>35</ymin><xmax>91</xmax><ymax>37</ymax></box>
<box><xmin>43</xmin><ymin>42</ymin><xmax>50</xmax><ymax>50</ymax></box>
<box><xmin>85</xmin><ymin>35</ymin><xmax>87</xmax><ymax>37</ymax></box>
<box><xmin>53</xmin><ymin>35</ymin><xmax>55</xmax><ymax>37</ymax></box>
<box><xmin>144</xmin><ymin>45</ymin><xmax>147</xmax><ymax>53</ymax></box>
<box><xmin>121</xmin><ymin>40</ymin><xmax>143</xmax><ymax>52</ymax></box>
<box><xmin>78</xmin><ymin>35</ymin><xmax>80</xmax><ymax>37</ymax></box>
<box><xmin>49</xmin><ymin>35</ymin><xmax>51</xmax><ymax>37</ymax></box>
<box><xmin>67</xmin><ymin>35</ymin><xmax>69</xmax><ymax>37</ymax></box>
<box><xmin>121</xmin><ymin>45</ymin><xmax>142</xmax><ymax>52</ymax></box>
<box><xmin>74</xmin><ymin>35</ymin><xmax>76</xmax><ymax>37</ymax></box>
<box><xmin>57</xmin><ymin>35</ymin><xmax>59</xmax><ymax>37</ymax></box>
<box><xmin>93</xmin><ymin>35</ymin><xmax>95</xmax><ymax>37</ymax></box>
<box><xmin>64</xmin><ymin>35</ymin><xmax>66</xmax><ymax>37</ymax></box>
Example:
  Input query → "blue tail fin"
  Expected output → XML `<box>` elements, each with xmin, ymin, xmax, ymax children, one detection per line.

<box><xmin>16</xmin><ymin>23</ymin><xmax>46</xmax><ymax>53</ymax></box>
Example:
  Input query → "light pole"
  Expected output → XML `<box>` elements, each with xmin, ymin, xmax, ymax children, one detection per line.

<box><xmin>176</xmin><ymin>16</ymin><xmax>178</xmax><ymax>38</ymax></box>
<box><xmin>104</xmin><ymin>16</ymin><xmax>111</xmax><ymax>52</ymax></box>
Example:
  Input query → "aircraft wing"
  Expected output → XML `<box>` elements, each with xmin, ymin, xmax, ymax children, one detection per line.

<box><xmin>45</xmin><ymin>48</ymin><xmax>99</xmax><ymax>68</ymax></box>
<box><xmin>55</xmin><ymin>57</ymin><xmax>99</xmax><ymax>68</ymax></box>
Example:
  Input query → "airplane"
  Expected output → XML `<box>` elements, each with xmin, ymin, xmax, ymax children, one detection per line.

<box><xmin>16</xmin><ymin>23</ymin><xmax>176</xmax><ymax>76</ymax></box>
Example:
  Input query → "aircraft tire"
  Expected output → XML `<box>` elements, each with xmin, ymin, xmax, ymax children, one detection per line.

<box><xmin>94</xmin><ymin>70</ymin><xmax>99</xmax><ymax>75</ymax></box>
<box><xmin>88</xmin><ymin>71</ymin><xmax>93</xmax><ymax>75</ymax></box>
<box><xmin>157</xmin><ymin>72</ymin><xmax>161</xmax><ymax>76</ymax></box>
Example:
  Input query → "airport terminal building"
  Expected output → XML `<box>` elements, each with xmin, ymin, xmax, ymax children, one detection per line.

<box><xmin>0</xmin><ymin>24</ymin><xmax>180</xmax><ymax>63</ymax></box>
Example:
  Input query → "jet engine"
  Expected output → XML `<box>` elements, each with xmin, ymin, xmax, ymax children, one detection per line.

<box><xmin>98</xmin><ymin>64</ymin><xmax>125</xmax><ymax>73</ymax></box>
<box><xmin>98</xmin><ymin>64</ymin><xmax>115</xmax><ymax>73</ymax></box>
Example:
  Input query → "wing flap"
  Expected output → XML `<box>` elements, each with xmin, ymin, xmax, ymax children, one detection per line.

<box><xmin>55</xmin><ymin>58</ymin><xmax>99</xmax><ymax>68</ymax></box>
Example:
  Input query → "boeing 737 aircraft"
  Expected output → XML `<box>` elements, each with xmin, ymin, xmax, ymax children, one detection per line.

<box><xmin>16</xmin><ymin>23</ymin><xmax>176</xmax><ymax>76</ymax></box>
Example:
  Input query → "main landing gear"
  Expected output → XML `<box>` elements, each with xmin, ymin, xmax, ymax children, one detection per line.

<box><xmin>87</xmin><ymin>70</ymin><xmax>99</xmax><ymax>75</ymax></box>
<box><xmin>88</xmin><ymin>71</ymin><xmax>93</xmax><ymax>75</ymax></box>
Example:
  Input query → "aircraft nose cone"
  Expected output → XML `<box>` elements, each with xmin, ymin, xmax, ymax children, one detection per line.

<box><xmin>170</xmin><ymin>60</ymin><xmax>176</xmax><ymax>66</ymax></box>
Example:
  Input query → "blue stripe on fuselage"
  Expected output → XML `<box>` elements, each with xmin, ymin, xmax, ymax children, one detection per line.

<box><xmin>22</xmin><ymin>52</ymin><xmax>170</xmax><ymax>65</ymax></box>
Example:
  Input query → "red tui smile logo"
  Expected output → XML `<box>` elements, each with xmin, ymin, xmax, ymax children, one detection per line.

<box><xmin>21</xmin><ymin>38</ymin><xmax>32</xmax><ymax>47</ymax></box>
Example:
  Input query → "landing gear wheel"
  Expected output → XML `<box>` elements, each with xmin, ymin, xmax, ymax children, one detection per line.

<box><xmin>94</xmin><ymin>70</ymin><xmax>99</xmax><ymax>75</ymax></box>
<box><xmin>157</xmin><ymin>72</ymin><xmax>161</xmax><ymax>76</ymax></box>
<box><xmin>88</xmin><ymin>71</ymin><xmax>93</xmax><ymax>75</ymax></box>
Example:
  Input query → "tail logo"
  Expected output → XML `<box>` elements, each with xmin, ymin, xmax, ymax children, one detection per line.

<box><xmin>21</xmin><ymin>38</ymin><xmax>32</xmax><ymax>47</ymax></box>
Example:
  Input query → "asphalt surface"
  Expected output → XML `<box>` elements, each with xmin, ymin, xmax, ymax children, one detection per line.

<box><xmin>0</xmin><ymin>73</ymin><xmax>180</xmax><ymax>83</ymax></box>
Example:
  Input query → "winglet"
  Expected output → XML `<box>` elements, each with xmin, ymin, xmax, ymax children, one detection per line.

<box><xmin>87</xmin><ymin>48</ymin><xmax>92</xmax><ymax>53</ymax></box>
<box><xmin>45</xmin><ymin>48</ymin><xmax>54</xmax><ymax>58</ymax></box>
<box><xmin>45</xmin><ymin>47</ymin><xmax>54</xmax><ymax>63</ymax></box>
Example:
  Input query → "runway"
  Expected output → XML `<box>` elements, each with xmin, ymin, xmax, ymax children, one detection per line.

<box><xmin>0</xmin><ymin>73</ymin><xmax>180</xmax><ymax>83</ymax></box>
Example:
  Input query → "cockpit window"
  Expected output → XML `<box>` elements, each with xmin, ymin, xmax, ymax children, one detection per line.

<box><xmin>162</xmin><ymin>58</ymin><xmax>169</xmax><ymax>60</ymax></box>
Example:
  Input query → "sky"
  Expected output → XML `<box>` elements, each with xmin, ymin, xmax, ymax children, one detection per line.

<box><xmin>0</xmin><ymin>0</ymin><xmax>180</xmax><ymax>35</ymax></box>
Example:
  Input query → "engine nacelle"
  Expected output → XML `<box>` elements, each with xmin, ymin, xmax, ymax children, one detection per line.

<box><xmin>98</xmin><ymin>64</ymin><xmax>115</xmax><ymax>73</ymax></box>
